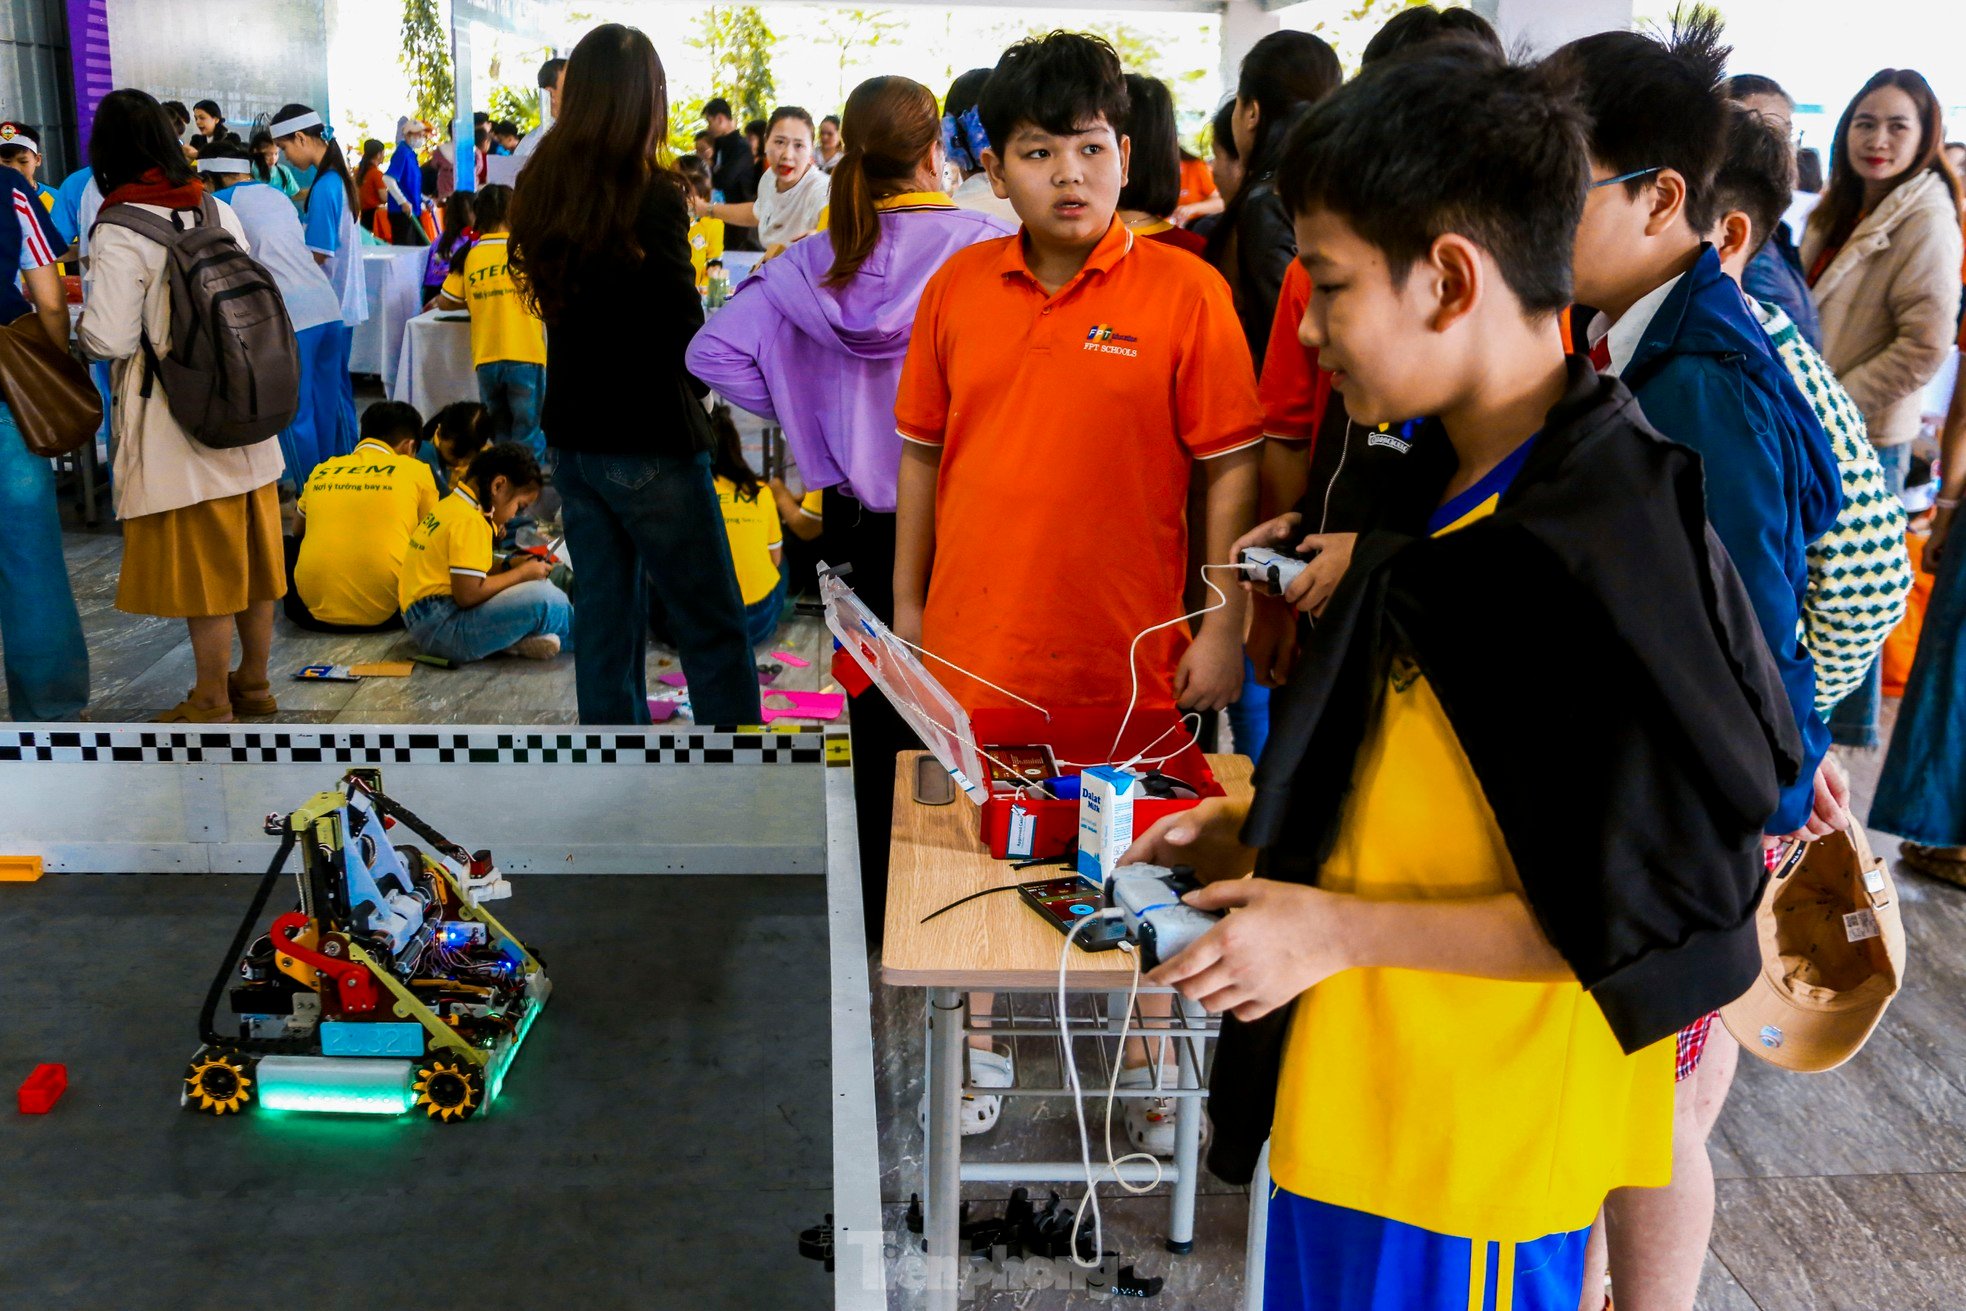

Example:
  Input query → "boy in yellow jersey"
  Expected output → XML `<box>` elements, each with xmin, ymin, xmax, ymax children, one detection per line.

<box><xmin>434</xmin><ymin>184</ymin><xmax>547</xmax><ymax>458</ymax></box>
<box><xmin>1126</xmin><ymin>46</ymin><xmax>1803</xmax><ymax>1310</ymax></box>
<box><xmin>289</xmin><ymin>401</ymin><xmax>438</xmax><ymax>631</ymax></box>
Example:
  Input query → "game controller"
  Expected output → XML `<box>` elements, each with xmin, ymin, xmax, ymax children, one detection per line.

<box><xmin>1238</xmin><ymin>546</ymin><xmax>1314</xmax><ymax>596</ymax></box>
<box><xmin>1105</xmin><ymin>864</ymin><xmax>1223</xmax><ymax>970</ymax></box>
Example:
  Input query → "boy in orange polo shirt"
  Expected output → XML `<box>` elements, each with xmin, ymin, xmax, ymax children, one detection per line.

<box><xmin>893</xmin><ymin>31</ymin><xmax>1260</xmax><ymax>735</ymax></box>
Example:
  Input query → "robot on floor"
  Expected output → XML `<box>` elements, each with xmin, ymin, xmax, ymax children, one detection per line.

<box><xmin>182</xmin><ymin>769</ymin><xmax>550</xmax><ymax>1123</ymax></box>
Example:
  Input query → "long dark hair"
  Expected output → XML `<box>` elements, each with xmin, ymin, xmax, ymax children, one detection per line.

<box><xmin>1808</xmin><ymin>68</ymin><xmax>1963</xmax><ymax>253</ymax></box>
<box><xmin>1209</xmin><ymin>32</ymin><xmax>1339</xmax><ymax>269</ymax></box>
<box><xmin>708</xmin><ymin>406</ymin><xmax>761</xmax><ymax>501</ymax></box>
<box><xmin>90</xmin><ymin>88</ymin><xmax>196</xmax><ymax>194</ymax></box>
<box><xmin>508</xmin><ymin>23</ymin><xmax>672</xmax><ymax>325</ymax></box>
<box><xmin>1118</xmin><ymin>73</ymin><xmax>1181</xmax><ymax>220</ymax></box>
<box><xmin>272</xmin><ymin>102</ymin><xmax>357</xmax><ymax>210</ymax></box>
<box><xmin>355</xmin><ymin>138</ymin><xmax>385</xmax><ymax>189</ymax></box>
<box><xmin>436</xmin><ymin>190</ymin><xmax>475</xmax><ymax>261</ymax></box>
<box><xmin>825</xmin><ymin>76</ymin><xmax>939</xmax><ymax>288</ymax></box>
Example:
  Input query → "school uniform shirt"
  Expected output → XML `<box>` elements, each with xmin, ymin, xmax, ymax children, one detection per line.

<box><xmin>48</xmin><ymin>167</ymin><xmax>90</xmax><ymax>245</ymax></box>
<box><xmin>295</xmin><ymin>437</ymin><xmax>441</xmax><ymax>626</ymax></box>
<box><xmin>1126</xmin><ymin>217</ymin><xmax>1207</xmax><ymax>257</ymax></box>
<box><xmin>1176</xmin><ymin>158</ymin><xmax>1216</xmax><ymax>212</ymax></box>
<box><xmin>752</xmin><ymin>163</ymin><xmax>830</xmax><ymax>248</ymax></box>
<box><xmin>689</xmin><ymin>215</ymin><xmax>725</xmax><ymax>287</ymax></box>
<box><xmin>1267</xmin><ymin>446</ymin><xmax>1675</xmax><ymax>1243</ymax></box>
<box><xmin>3</xmin><ymin>170</ymin><xmax>58</xmax><ymax>324</ymax></box>
<box><xmin>440</xmin><ymin>233</ymin><xmax>546</xmax><ymax>369</ymax></box>
<box><xmin>303</xmin><ymin>175</ymin><xmax>369</xmax><ymax>327</ymax></box>
<box><xmin>212</xmin><ymin>181</ymin><xmax>342</xmax><ymax>334</ymax></box>
<box><xmin>949</xmin><ymin>172</ymin><xmax>1019</xmax><ymax>226</ymax></box>
<box><xmin>894</xmin><ymin>217</ymin><xmax>1262</xmax><ymax>715</ymax></box>
<box><xmin>716</xmin><ymin>475</ymin><xmax>784</xmax><ymax>605</ymax></box>
<box><xmin>399</xmin><ymin>484</ymin><xmax>495</xmax><ymax>612</ymax></box>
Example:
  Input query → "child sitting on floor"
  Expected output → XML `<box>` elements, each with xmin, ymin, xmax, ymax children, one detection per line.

<box><xmin>287</xmin><ymin>399</ymin><xmax>438</xmax><ymax>632</ymax></box>
<box><xmin>398</xmin><ymin>443</ymin><xmax>573</xmax><ymax>663</ymax></box>
<box><xmin>651</xmin><ymin>408</ymin><xmax>786</xmax><ymax>649</ymax></box>
<box><xmin>418</xmin><ymin>400</ymin><xmax>493</xmax><ymax>493</ymax></box>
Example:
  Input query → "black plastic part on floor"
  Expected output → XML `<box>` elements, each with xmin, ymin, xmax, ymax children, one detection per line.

<box><xmin>1</xmin><ymin>874</ymin><xmax>833</xmax><ymax>1309</ymax></box>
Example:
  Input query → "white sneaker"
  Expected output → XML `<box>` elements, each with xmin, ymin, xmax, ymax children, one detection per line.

<box><xmin>918</xmin><ymin>1044</ymin><xmax>1015</xmax><ymax>1138</ymax></box>
<box><xmin>1117</xmin><ymin>1064</ymin><xmax>1178</xmax><ymax>1157</ymax></box>
<box><xmin>507</xmin><ymin>634</ymin><xmax>561</xmax><ymax>660</ymax></box>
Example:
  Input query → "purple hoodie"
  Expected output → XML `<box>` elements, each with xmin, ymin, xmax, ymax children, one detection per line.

<box><xmin>685</xmin><ymin>199</ymin><xmax>1015</xmax><ymax>512</ymax></box>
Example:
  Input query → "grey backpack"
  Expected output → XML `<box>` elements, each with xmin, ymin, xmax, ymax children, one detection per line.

<box><xmin>92</xmin><ymin>197</ymin><xmax>298</xmax><ymax>448</ymax></box>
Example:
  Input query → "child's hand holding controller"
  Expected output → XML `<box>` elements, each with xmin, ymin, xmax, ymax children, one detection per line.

<box><xmin>1145</xmin><ymin>879</ymin><xmax>1355</xmax><ymax>1022</ymax></box>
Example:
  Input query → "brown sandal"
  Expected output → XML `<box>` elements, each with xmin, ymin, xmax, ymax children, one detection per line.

<box><xmin>227</xmin><ymin>671</ymin><xmax>279</xmax><ymax>717</ymax></box>
<box><xmin>155</xmin><ymin>697</ymin><xmax>234</xmax><ymax>724</ymax></box>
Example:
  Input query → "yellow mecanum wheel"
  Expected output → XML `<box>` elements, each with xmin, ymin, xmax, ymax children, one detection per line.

<box><xmin>412</xmin><ymin>1057</ymin><xmax>483</xmax><ymax>1123</ymax></box>
<box><xmin>184</xmin><ymin>1051</ymin><xmax>254</xmax><ymax>1115</ymax></box>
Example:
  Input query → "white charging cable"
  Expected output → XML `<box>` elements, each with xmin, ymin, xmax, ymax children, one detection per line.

<box><xmin>1104</xmin><ymin>562</ymin><xmax>1245</xmax><ymax>767</ymax></box>
<box><xmin>1058</xmin><ymin>910</ymin><xmax>1163</xmax><ymax>1270</ymax></box>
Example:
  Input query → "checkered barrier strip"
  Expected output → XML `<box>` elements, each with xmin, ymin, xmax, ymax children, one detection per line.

<box><xmin>0</xmin><ymin>728</ymin><xmax>829</xmax><ymax>766</ymax></box>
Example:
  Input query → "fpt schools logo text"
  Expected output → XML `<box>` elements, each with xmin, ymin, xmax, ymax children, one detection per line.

<box><xmin>1083</xmin><ymin>324</ymin><xmax>1139</xmax><ymax>357</ymax></box>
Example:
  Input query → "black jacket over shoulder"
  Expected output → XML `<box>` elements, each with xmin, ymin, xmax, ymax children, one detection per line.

<box><xmin>1207</xmin><ymin>357</ymin><xmax>1802</xmax><ymax>1185</ymax></box>
<box><xmin>540</xmin><ymin>174</ymin><xmax>710</xmax><ymax>458</ymax></box>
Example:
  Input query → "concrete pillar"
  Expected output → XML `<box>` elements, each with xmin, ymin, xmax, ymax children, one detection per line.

<box><xmin>1471</xmin><ymin>0</ymin><xmax>1633</xmax><ymax>55</ymax></box>
<box><xmin>1219</xmin><ymin>0</ymin><xmax>1282</xmax><ymax>98</ymax></box>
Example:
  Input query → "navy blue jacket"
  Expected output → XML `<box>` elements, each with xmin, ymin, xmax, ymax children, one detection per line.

<box><xmin>1622</xmin><ymin>245</ymin><xmax>1839</xmax><ymax>832</ymax></box>
<box><xmin>1743</xmin><ymin>221</ymin><xmax>1822</xmax><ymax>351</ymax></box>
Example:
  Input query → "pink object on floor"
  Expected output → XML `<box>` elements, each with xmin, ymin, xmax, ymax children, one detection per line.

<box><xmin>772</xmin><ymin>651</ymin><xmax>812</xmax><ymax>668</ymax></box>
<box><xmin>645</xmin><ymin>698</ymin><xmax>680</xmax><ymax>722</ymax></box>
<box><xmin>761</xmin><ymin>691</ymin><xmax>845</xmax><ymax>723</ymax></box>
<box><xmin>657</xmin><ymin>672</ymin><xmax>689</xmax><ymax>688</ymax></box>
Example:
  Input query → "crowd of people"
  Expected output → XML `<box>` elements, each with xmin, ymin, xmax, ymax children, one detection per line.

<box><xmin>1</xmin><ymin>7</ymin><xmax>1965</xmax><ymax>1306</ymax></box>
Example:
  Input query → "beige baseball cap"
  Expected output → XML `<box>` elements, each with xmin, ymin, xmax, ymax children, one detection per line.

<box><xmin>1722</xmin><ymin>825</ymin><xmax>1906</xmax><ymax>1073</ymax></box>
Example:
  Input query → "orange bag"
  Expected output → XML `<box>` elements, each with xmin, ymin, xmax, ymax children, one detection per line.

<box><xmin>1882</xmin><ymin>531</ymin><xmax>1932</xmax><ymax>696</ymax></box>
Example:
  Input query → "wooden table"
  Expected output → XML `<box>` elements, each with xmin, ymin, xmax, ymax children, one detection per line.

<box><xmin>881</xmin><ymin>751</ymin><xmax>1253</xmax><ymax>1306</ymax></box>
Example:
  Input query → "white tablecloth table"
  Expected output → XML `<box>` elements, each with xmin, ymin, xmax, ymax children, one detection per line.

<box><xmin>390</xmin><ymin>311</ymin><xmax>478</xmax><ymax>416</ymax></box>
<box><xmin>349</xmin><ymin>246</ymin><xmax>430</xmax><ymax>388</ymax></box>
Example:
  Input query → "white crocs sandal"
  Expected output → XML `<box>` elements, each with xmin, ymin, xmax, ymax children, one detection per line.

<box><xmin>919</xmin><ymin>1044</ymin><xmax>1016</xmax><ymax>1138</ymax></box>
<box><xmin>1117</xmin><ymin>1064</ymin><xmax>1178</xmax><ymax>1157</ymax></box>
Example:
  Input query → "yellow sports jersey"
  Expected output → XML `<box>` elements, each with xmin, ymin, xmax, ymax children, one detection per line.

<box><xmin>715</xmin><ymin>474</ymin><xmax>783</xmax><ymax>606</ymax></box>
<box><xmin>799</xmin><ymin>488</ymin><xmax>823</xmax><ymax>521</ymax></box>
<box><xmin>1267</xmin><ymin>448</ymin><xmax>1675</xmax><ymax>1243</ymax></box>
<box><xmin>294</xmin><ymin>438</ymin><xmax>440</xmax><ymax>626</ymax></box>
<box><xmin>439</xmin><ymin>234</ymin><xmax>546</xmax><ymax>369</ymax></box>
<box><xmin>689</xmin><ymin>216</ymin><xmax>725</xmax><ymax>288</ymax></box>
<box><xmin>398</xmin><ymin>485</ymin><xmax>497</xmax><ymax>612</ymax></box>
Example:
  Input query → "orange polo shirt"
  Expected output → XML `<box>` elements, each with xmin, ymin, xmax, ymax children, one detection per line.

<box><xmin>895</xmin><ymin>217</ymin><xmax>1262</xmax><ymax>718</ymax></box>
<box><xmin>1260</xmin><ymin>260</ymin><xmax>1333</xmax><ymax>443</ymax></box>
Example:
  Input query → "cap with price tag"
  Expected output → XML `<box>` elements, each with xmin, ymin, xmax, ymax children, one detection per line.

<box><xmin>1722</xmin><ymin>823</ymin><xmax>1906</xmax><ymax>1073</ymax></box>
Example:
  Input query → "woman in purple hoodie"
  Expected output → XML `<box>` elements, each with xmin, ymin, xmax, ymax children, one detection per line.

<box><xmin>687</xmin><ymin>74</ymin><xmax>1014</xmax><ymax>942</ymax></box>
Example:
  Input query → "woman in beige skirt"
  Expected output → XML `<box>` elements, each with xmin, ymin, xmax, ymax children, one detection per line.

<box><xmin>78</xmin><ymin>89</ymin><xmax>287</xmax><ymax>723</ymax></box>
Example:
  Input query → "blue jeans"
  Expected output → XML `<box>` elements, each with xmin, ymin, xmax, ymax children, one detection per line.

<box><xmin>0</xmin><ymin>402</ymin><xmax>89</xmax><ymax>719</ymax></box>
<box><xmin>1225</xmin><ymin>654</ymin><xmax>1271</xmax><ymax>764</ymax></box>
<box><xmin>478</xmin><ymin>361</ymin><xmax>546</xmax><ymax>459</ymax></box>
<box><xmin>403</xmin><ymin>579</ymin><xmax>574</xmax><ymax>664</ymax></box>
<box><xmin>1871</xmin><ymin>519</ymin><xmax>1966</xmax><ymax>846</ymax></box>
<box><xmin>1828</xmin><ymin>442</ymin><xmax>1910</xmax><ymax>748</ymax></box>
<box><xmin>280</xmin><ymin>321</ymin><xmax>343</xmax><ymax>488</ymax></box>
<box><xmin>745</xmin><ymin>569</ymin><xmax>788</xmax><ymax>648</ymax></box>
<box><xmin>552</xmin><ymin>447</ymin><xmax>760</xmax><ymax>727</ymax></box>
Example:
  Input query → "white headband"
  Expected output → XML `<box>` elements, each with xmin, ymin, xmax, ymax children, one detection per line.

<box><xmin>269</xmin><ymin>110</ymin><xmax>322</xmax><ymax>137</ymax></box>
<box><xmin>197</xmin><ymin>157</ymin><xmax>250</xmax><ymax>174</ymax></box>
<box><xmin>0</xmin><ymin>130</ymin><xmax>39</xmax><ymax>157</ymax></box>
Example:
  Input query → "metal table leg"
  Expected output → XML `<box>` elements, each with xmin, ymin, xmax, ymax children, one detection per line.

<box><xmin>1244</xmin><ymin>1138</ymin><xmax>1271</xmax><ymax>1310</ymax></box>
<box><xmin>924</xmin><ymin>987</ymin><xmax>965</xmax><ymax>1308</ymax></box>
<box><xmin>1167</xmin><ymin>996</ymin><xmax>1205</xmax><ymax>1253</ymax></box>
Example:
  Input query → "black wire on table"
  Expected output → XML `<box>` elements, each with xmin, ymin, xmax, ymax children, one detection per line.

<box><xmin>918</xmin><ymin>884</ymin><xmax>1028</xmax><ymax>925</ymax></box>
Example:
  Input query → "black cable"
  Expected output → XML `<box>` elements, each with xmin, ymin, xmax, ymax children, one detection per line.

<box><xmin>918</xmin><ymin>884</ymin><xmax>1027</xmax><ymax>925</ymax></box>
<box><xmin>197</xmin><ymin>830</ymin><xmax>302</xmax><ymax>1053</ymax></box>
